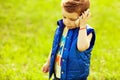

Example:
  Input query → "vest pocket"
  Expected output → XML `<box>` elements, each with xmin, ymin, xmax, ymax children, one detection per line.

<box><xmin>67</xmin><ymin>52</ymin><xmax>89</xmax><ymax>79</ymax></box>
<box><xmin>76</xmin><ymin>52</ymin><xmax>89</xmax><ymax>62</ymax></box>
<box><xmin>67</xmin><ymin>56</ymin><xmax>87</xmax><ymax>78</ymax></box>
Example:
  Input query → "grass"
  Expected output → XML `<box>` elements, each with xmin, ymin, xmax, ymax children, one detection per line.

<box><xmin>0</xmin><ymin>0</ymin><xmax>120</xmax><ymax>80</ymax></box>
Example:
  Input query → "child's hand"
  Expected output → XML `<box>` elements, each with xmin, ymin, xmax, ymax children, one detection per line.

<box><xmin>42</xmin><ymin>62</ymin><xmax>50</xmax><ymax>73</ymax></box>
<box><xmin>75</xmin><ymin>9</ymin><xmax>91</xmax><ymax>28</ymax></box>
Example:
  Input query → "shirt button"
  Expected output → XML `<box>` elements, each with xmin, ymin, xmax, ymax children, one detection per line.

<box><xmin>62</xmin><ymin>59</ymin><xmax>65</xmax><ymax>62</ymax></box>
<box><xmin>64</xmin><ymin>48</ymin><xmax>66</xmax><ymax>50</ymax></box>
<box><xmin>51</xmin><ymin>55</ymin><xmax>54</xmax><ymax>58</ymax></box>
<box><xmin>61</xmin><ymin>71</ymin><xmax>64</xmax><ymax>74</ymax></box>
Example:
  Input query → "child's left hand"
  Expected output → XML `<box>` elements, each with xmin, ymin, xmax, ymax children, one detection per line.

<box><xmin>75</xmin><ymin>9</ymin><xmax>91</xmax><ymax>28</ymax></box>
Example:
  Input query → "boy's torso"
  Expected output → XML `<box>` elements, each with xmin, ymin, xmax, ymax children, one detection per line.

<box><xmin>49</xmin><ymin>20</ymin><xmax>96</xmax><ymax>79</ymax></box>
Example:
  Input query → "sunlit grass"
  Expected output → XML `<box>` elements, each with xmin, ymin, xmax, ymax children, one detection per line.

<box><xmin>0</xmin><ymin>0</ymin><xmax>120</xmax><ymax>80</ymax></box>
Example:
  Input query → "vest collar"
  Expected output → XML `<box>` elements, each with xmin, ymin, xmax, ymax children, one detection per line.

<box><xmin>57</xmin><ymin>19</ymin><xmax>65</xmax><ymax>28</ymax></box>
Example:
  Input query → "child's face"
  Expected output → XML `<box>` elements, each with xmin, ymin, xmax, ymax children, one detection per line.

<box><xmin>62</xmin><ymin>8</ymin><xmax>79</xmax><ymax>28</ymax></box>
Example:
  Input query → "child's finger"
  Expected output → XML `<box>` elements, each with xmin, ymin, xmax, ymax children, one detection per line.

<box><xmin>85</xmin><ymin>11</ymin><xmax>91</xmax><ymax>20</ymax></box>
<box><xmin>86</xmin><ymin>9</ymin><xmax>90</xmax><ymax>13</ymax></box>
<box><xmin>43</xmin><ymin>68</ymin><xmax>48</xmax><ymax>73</ymax></box>
<box><xmin>75</xmin><ymin>18</ymin><xmax>80</xmax><ymax>27</ymax></box>
<box><xmin>82</xmin><ymin>12</ymin><xmax>85</xmax><ymax>19</ymax></box>
<box><xmin>42</xmin><ymin>67</ymin><xmax>46</xmax><ymax>72</ymax></box>
<box><xmin>87</xmin><ymin>10</ymin><xmax>90</xmax><ymax>18</ymax></box>
<box><xmin>84</xmin><ymin>9</ymin><xmax>90</xmax><ymax>17</ymax></box>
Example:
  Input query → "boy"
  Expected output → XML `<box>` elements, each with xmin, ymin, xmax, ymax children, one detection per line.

<box><xmin>42</xmin><ymin>0</ymin><xmax>95</xmax><ymax>80</ymax></box>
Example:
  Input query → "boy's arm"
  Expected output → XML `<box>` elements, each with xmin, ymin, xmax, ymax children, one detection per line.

<box><xmin>46</xmin><ymin>49</ymin><xmax>52</xmax><ymax>64</ymax></box>
<box><xmin>42</xmin><ymin>49</ymin><xmax>52</xmax><ymax>73</ymax></box>
<box><xmin>76</xmin><ymin>9</ymin><xmax>92</xmax><ymax>52</ymax></box>
<box><xmin>77</xmin><ymin>29</ymin><xmax>92</xmax><ymax>52</ymax></box>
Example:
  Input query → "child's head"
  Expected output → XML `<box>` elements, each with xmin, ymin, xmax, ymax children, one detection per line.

<box><xmin>62</xmin><ymin>0</ymin><xmax>90</xmax><ymax>16</ymax></box>
<box><xmin>61</xmin><ymin>0</ymin><xmax>90</xmax><ymax>28</ymax></box>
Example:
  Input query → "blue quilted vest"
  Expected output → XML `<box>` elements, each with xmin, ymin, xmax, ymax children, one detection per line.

<box><xmin>49</xmin><ymin>19</ymin><xmax>96</xmax><ymax>80</ymax></box>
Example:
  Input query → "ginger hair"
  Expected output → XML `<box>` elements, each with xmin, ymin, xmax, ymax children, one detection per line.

<box><xmin>62</xmin><ymin>0</ymin><xmax>90</xmax><ymax>15</ymax></box>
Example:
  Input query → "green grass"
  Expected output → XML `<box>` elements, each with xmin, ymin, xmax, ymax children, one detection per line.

<box><xmin>0</xmin><ymin>0</ymin><xmax>120</xmax><ymax>80</ymax></box>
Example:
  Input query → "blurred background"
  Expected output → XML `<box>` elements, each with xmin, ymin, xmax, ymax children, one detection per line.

<box><xmin>0</xmin><ymin>0</ymin><xmax>120</xmax><ymax>80</ymax></box>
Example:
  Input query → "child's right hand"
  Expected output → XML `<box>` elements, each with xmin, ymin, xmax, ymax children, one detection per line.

<box><xmin>75</xmin><ymin>9</ymin><xmax>90</xmax><ymax>27</ymax></box>
<box><xmin>42</xmin><ymin>62</ymin><xmax>50</xmax><ymax>73</ymax></box>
